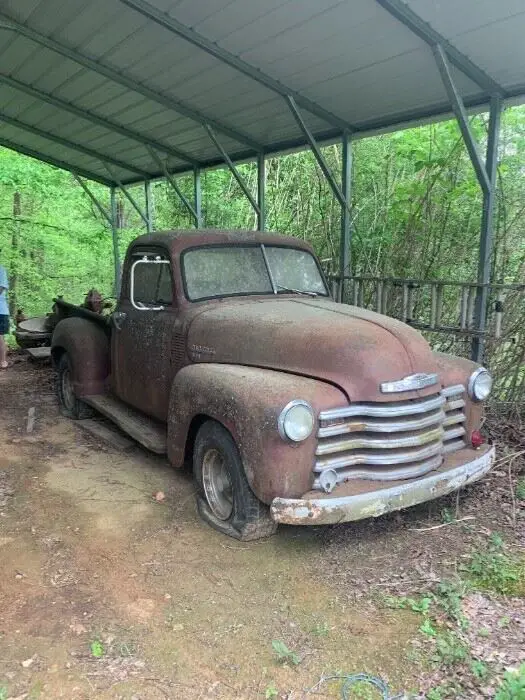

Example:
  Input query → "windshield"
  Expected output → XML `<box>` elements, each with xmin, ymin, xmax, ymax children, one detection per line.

<box><xmin>182</xmin><ymin>245</ymin><xmax>328</xmax><ymax>301</ymax></box>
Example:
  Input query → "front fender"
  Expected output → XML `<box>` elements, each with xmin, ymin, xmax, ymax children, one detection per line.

<box><xmin>51</xmin><ymin>317</ymin><xmax>110</xmax><ymax>396</ymax></box>
<box><xmin>167</xmin><ymin>364</ymin><xmax>345</xmax><ymax>504</ymax></box>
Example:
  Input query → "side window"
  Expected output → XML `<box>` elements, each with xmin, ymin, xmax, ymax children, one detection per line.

<box><xmin>130</xmin><ymin>253</ymin><xmax>173</xmax><ymax>310</ymax></box>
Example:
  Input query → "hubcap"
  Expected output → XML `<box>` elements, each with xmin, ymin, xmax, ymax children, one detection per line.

<box><xmin>202</xmin><ymin>448</ymin><xmax>233</xmax><ymax>520</ymax></box>
<box><xmin>61</xmin><ymin>366</ymin><xmax>75</xmax><ymax>411</ymax></box>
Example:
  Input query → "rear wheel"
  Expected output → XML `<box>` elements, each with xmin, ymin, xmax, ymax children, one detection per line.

<box><xmin>193</xmin><ymin>420</ymin><xmax>277</xmax><ymax>541</ymax></box>
<box><xmin>56</xmin><ymin>353</ymin><xmax>94</xmax><ymax>419</ymax></box>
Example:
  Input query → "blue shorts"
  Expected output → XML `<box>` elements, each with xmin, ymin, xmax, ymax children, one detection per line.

<box><xmin>0</xmin><ymin>315</ymin><xmax>9</xmax><ymax>335</ymax></box>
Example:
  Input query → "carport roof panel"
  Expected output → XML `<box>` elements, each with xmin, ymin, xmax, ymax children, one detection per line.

<box><xmin>0</xmin><ymin>0</ymin><xmax>524</xmax><ymax>184</ymax></box>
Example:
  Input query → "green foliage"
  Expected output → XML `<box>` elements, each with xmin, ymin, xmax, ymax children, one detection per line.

<box><xmin>432</xmin><ymin>631</ymin><xmax>469</xmax><ymax>666</ymax></box>
<box><xmin>0</xmin><ymin>687</ymin><xmax>7</xmax><ymax>700</ymax></box>
<box><xmin>494</xmin><ymin>664</ymin><xmax>525</xmax><ymax>699</ymax></box>
<box><xmin>90</xmin><ymin>639</ymin><xmax>105</xmax><ymax>658</ymax></box>
<box><xmin>271</xmin><ymin>640</ymin><xmax>301</xmax><ymax>666</ymax></box>
<box><xmin>464</xmin><ymin>533</ymin><xmax>525</xmax><ymax>595</ymax></box>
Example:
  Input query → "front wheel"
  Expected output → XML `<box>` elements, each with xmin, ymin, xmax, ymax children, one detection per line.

<box><xmin>56</xmin><ymin>352</ymin><xmax>94</xmax><ymax>420</ymax></box>
<box><xmin>193</xmin><ymin>420</ymin><xmax>277</xmax><ymax>541</ymax></box>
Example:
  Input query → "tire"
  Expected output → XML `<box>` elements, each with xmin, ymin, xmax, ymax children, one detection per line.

<box><xmin>193</xmin><ymin>420</ymin><xmax>277</xmax><ymax>541</ymax></box>
<box><xmin>56</xmin><ymin>352</ymin><xmax>94</xmax><ymax>420</ymax></box>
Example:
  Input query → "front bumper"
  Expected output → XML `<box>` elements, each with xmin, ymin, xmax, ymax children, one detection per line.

<box><xmin>270</xmin><ymin>445</ymin><xmax>495</xmax><ymax>526</ymax></box>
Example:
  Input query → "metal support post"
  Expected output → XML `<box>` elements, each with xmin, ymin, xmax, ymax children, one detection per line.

<box><xmin>194</xmin><ymin>168</ymin><xmax>202</xmax><ymax>228</ymax></box>
<box><xmin>434</xmin><ymin>45</ymin><xmax>502</xmax><ymax>361</ymax></box>
<box><xmin>72</xmin><ymin>173</ymin><xmax>121</xmax><ymax>296</ymax></box>
<box><xmin>205</xmin><ymin>124</ymin><xmax>261</xmax><ymax>220</ymax></box>
<box><xmin>286</xmin><ymin>95</ymin><xmax>348</xmax><ymax>210</ymax></box>
<box><xmin>257</xmin><ymin>153</ymin><xmax>266</xmax><ymax>231</ymax></box>
<box><xmin>110</xmin><ymin>186</ymin><xmax>121</xmax><ymax>297</ymax></box>
<box><xmin>339</xmin><ymin>133</ymin><xmax>352</xmax><ymax>302</ymax></box>
<box><xmin>104</xmin><ymin>165</ymin><xmax>150</xmax><ymax>229</ymax></box>
<box><xmin>472</xmin><ymin>96</ymin><xmax>502</xmax><ymax>362</ymax></box>
<box><xmin>148</xmin><ymin>148</ymin><xmax>198</xmax><ymax>226</ymax></box>
<box><xmin>144</xmin><ymin>179</ymin><xmax>154</xmax><ymax>232</ymax></box>
<box><xmin>433</xmin><ymin>45</ymin><xmax>490</xmax><ymax>195</ymax></box>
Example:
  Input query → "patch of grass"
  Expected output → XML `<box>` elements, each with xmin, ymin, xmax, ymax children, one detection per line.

<box><xmin>271</xmin><ymin>640</ymin><xmax>301</xmax><ymax>666</ymax></box>
<box><xmin>463</xmin><ymin>533</ymin><xmax>525</xmax><ymax>595</ymax></box>
<box><xmin>0</xmin><ymin>687</ymin><xmax>8</xmax><ymax>700</ymax></box>
<box><xmin>310</xmin><ymin>622</ymin><xmax>330</xmax><ymax>637</ymax></box>
<box><xmin>494</xmin><ymin>663</ymin><xmax>525</xmax><ymax>699</ymax></box>
<box><xmin>90</xmin><ymin>639</ymin><xmax>105</xmax><ymax>658</ymax></box>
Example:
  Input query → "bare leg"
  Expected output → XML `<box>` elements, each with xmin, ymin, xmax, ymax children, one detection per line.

<box><xmin>0</xmin><ymin>335</ymin><xmax>7</xmax><ymax>368</ymax></box>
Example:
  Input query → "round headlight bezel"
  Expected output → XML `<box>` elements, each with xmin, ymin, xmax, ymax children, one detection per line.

<box><xmin>278</xmin><ymin>400</ymin><xmax>315</xmax><ymax>442</ymax></box>
<box><xmin>468</xmin><ymin>367</ymin><xmax>492</xmax><ymax>402</ymax></box>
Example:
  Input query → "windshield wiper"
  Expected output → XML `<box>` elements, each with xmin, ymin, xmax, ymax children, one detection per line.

<box><xmin>276</xmin><ymin>284</ymin><xmax>318</xmax><ymax>297</ymax></box>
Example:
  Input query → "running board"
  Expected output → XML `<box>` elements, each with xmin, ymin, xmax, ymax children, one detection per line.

<box><xmin>83</xmin><ymin>394</ymin><xmax>167</xmax><ymax>454</ymax></box>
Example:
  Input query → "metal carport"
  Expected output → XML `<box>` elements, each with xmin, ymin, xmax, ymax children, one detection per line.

<box><xmin>1</xmin><ymin>0</ymin><xmax>525</xmax><ymax>360</ymax></box>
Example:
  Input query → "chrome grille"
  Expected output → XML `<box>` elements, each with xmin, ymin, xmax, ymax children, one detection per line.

<box><xmin>315</xmin><ymin>385</ymin><xmax>466</xmax><ymax>492</ymax></box>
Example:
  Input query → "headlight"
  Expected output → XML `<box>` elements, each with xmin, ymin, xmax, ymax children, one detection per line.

<box><xmin>278</xmin><ymin>400</ymin><xmax>315</xmax><ymax>442</ymax></box>
<box><xmin>468</xmin><ymin>367</ymin><xmax>492</xmax><ymax>402</ymax></box>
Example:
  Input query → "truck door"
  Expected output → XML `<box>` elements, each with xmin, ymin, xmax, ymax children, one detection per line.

<box><xmin>111</xmin><ymin>248</ymin><xmax>180</xmax><ymax>421</ymax></box>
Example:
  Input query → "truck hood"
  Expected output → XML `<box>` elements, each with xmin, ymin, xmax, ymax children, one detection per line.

<box><xmin>187</xmin><ymin>297</ymin><xmax>440</xmax><ymax>402</ymax></box>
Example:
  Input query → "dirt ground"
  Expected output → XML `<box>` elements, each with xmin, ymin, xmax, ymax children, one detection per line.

<box><xmin>0</xmin><ymin>358</ymin><xmax>524</xmax><ymax>699</ymax></box>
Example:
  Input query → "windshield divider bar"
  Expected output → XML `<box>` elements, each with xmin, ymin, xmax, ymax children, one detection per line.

<box><xmin>260</xmin><ymin>244</ymin><xmax>277</xmax><ymax>294</ymax></box>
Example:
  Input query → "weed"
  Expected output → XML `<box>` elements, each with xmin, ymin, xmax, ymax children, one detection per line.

<box><xmin>478</xmin><ymin>627</ymin><xmax>491</xmax><ymax>638</ymax></box>
<box><xmin>516</xmin><ymin>478</ymin><xmax>525</xmax><ymax>501</ymax></box>
<box><xmin>419</xmin><ymin>618</ymin><xmax>437</xmax><ymax>637</ymax></box>
<box><xmin>264</xmin><ymin>683</ymin><xmax>278</xmax><ymax>699</ymax></box>
<box><xmin>90</xmin><ymin>639</ymin><xmax>105</xmax><ymax>658</ymax></box>
<box><xmin>426</xmin><ymin>682</ymin><xmax>462</xmax><ymax>700</ymax></box>
<box><xmin>494</xmin><ymin>663</ymin><xmax>525</xmax><ymax>699</ymax></box>
<box><xmin>433</xmin><ymin>580</ymin><xmax>468</xmax><ymax>628</ymax></box>
<box><xmin>432</xmin><ymin>631</ymin><xmax>468</xmax><ymax>666</ymax></box>
<box><xmin>441</xmin><ymin>507</ymin><xmax>454</xmax><ymax>524</ymax></box>
<box><xmin>499</xmin><ymin>616</ymin><xmax>511</xmax><ymax>628</ymax></box>
<box><xmin>0</xmin><ymin>687</ymin><xmax>7</xmax><ymax>700</ymax></box>
<box><xmin>471</xmin><ymin>660</ymin><xmax>489</xmax><ymax>680</ymax></box>
<box><xmin>311</xmin><ymin>622</ymin><xmax>330</xmax><ymax>637</ymax></box>
<box><xmin>382</xmin><ymin>594</ymin><xmax>432</xmax><ymax>614</ymax></box>
<box><xmin>271</xmin><ymin>640</ymin><xmax>301</xmax><ymax>666</ymax></box>
<box><xmin>464</xmin><ymin>533</ymin><xmax>524</xmax><ymax>595</ymax></box>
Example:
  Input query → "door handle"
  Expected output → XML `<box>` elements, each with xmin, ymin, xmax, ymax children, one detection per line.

<box><xmin>112</xmin><ymin>311</ymin><xmax>127</xmax><ymax>331</ymax></box>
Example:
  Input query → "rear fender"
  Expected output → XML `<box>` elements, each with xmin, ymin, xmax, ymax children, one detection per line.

<box><xmin>51</xmin><ymin>317</ymin><xmax>110</xmax><ymax>396</ymax></box>
<box><xmin>167</xmin><ymin>364</ymin><xmax>345</xmax><ymax>504</ymax></box>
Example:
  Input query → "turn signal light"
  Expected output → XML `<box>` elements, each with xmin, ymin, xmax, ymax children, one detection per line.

<box><xmin>471</xmin><ymin>430</ymin><xmax>485</xmax><ymax>449</ymax></box>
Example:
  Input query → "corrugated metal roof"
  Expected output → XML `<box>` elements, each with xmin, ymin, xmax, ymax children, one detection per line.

<box><xmin>0</xmin><ymin>0</ymin><xmax>524</xmax><ymax>185</ymax></box>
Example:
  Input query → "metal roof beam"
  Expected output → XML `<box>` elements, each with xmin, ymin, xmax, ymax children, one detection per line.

<box><xmin>148</xmin><ymin>147</ymin><xmax>198</xmax><ymax>225</ymax></box>
<box><xmin>205</xmin><ymin>124</ymin><xmax>260</xmax><ymax>215</ymax></box>
<box><xmin>0</xmin><ymin>111</ymin><xmax>151</xmax><ymax>178</ymax></box>
<box><xmin>72</xmin><ymin>173</ymin><xmax>113</xmax><ymax>227</ymax></box>
<box><xmin>375</xmin><ymin>0</ymin><xmax>504</xmax><ymax>95</ymax></box>
<box><xmin>0</xmin><ymin>74</ymin><xmax>199</xmax><ymax>166</ymax></box>
<box><xmin>0</xmin><ymin>136</ymin><xmax>112</xmax><ymax>185</ymax></box>
<box><xmin>433</xmin><ymin>44</ymin><xmax>490</xmax><ymax>194</ymax></box>
<box><xmin>104</xmin><ymin>165</ymin><xmax>150</xmax><ymax>228</ymax></box>
<box><xmin>118</xmin><ymin>0</ymin><xmax>356</xmax><ymax>134</ymax></box>
<box><xmin>0</xmin><ymin>15</ymin><xmax>263</xmax><ymax>151</ymax></box>
<box><xmin>286</xmin><ymin>96</ymin><xmax>348</xmax><ymax>211</ymax></box>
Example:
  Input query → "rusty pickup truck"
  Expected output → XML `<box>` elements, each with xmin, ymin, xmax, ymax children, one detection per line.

<box><xmin>51</xmin><ymin>230</ymin><xmax>495</xmax><ymax>540</ymax></box>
